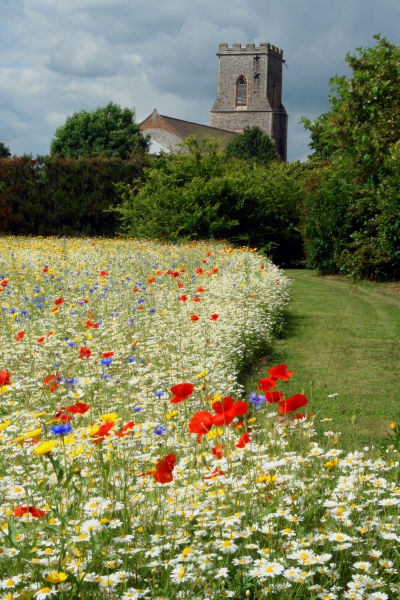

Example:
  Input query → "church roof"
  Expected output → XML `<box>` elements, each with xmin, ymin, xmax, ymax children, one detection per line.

<box><xmin>140</xmin><ymin>110</ymin><xmax>238</xmax><ymax>151</ymax></box>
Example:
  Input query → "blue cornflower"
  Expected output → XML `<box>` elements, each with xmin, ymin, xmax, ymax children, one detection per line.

<box><xmin>154</xmin><ymin>391</ymin><xmax>164</xmax><ymax>398</ymax></box>
<box><xmin>127</xmin><ymin>357</ymin><xmax>135</xmax><ymax>363</ymax></box>
<box><xmin>68</xmin><ymin>342</ymin><xmax>76</xmax><ymax>347</ymax></box>
<box><xmin>50</xmin><ymin>423</ymin><xmax>72</xmax><ymax>436</ymax></box>
<box><xmin>101</xmin><ymin>358</ymin><xmax>113</xmax><ymax>366</ymax></box>
<box><xmin>134</xmin><ymin>407</ymin><xmax>142</xmax><ymax>412</ymax></box>
<box><xmin>249</xmin><ymin>392</ymin><xmax>266</xmax><ymax>410</ymax></box>
<box><xmin>154</xmin><ymin>425</ymin><xmax>166</xmax><ymax>436</ymax></box>
<box><xmin>149</xmin><ymin>308</ymin><xmax>155</xmax><ymax>313</ymax></box>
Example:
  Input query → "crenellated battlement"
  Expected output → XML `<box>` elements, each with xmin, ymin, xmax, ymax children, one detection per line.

<box><xmin>218</xmin><ymin>43</ymin><xmax>283</xmax><ymax>57</ymax></box>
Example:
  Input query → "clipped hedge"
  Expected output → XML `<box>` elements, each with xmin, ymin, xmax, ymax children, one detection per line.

<box><xmin>0</xmin><ymin>154</ymin><xmax>146</xmax><ymax>236</ymax></box>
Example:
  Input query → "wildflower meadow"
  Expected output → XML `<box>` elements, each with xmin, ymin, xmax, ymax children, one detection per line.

<box><xmin>0</xmin><ymin>238</ymin><xmax>398</xmax><ymax>600</ymax></box>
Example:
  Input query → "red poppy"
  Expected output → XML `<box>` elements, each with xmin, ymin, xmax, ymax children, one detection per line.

<box><xmin>47</xmin><ymin>331</ymin><xmax>55</xmax><ymax>337</ymax></box>
<box><xmin>42</xmin><ymin>267</ymin><xmax>49</xmax><ymax>272</ymax></box>
<box><xmin>202</xmin><ymin>260</ymin><xmax>207</xmax><ymax>264</ymax></box>
<box><xmin>264</xmin><ymin>391</ymin><xmax>284</xmax><ymax>403</ymax></box>
<box><xmin>197</xmin><ymin>286</ymin><xmax>205</xmax><ymax>293</ymax></box>
<box><xmin>212</xmin><ymin>267</ymin><xmax>218</xmax><ymax>274</ymax></box>
<box><xmin>15</xmin><ymin>331</ymin><xmax>25</xmax><ymax>342</ymax></box>
<box><xmin>169</xmin><ymin>382</ymin><xmax>195</xmax><ymax>404</ymax></box>
<box><xmin>171</xmin><ymin>272</ymin><xmax>179</xmax><ymax>278</ymax></box>
<box><xmin>204</xmin><ymin>467</ymin><xmax>225</xmax><ymax>480</ymax></box>
<box><xmin>115</xmin><ymin>421</ymin><xmax>135</xmax><ymax>437</ymax></box>
<box><xmin>212</xmin><ymin>444</ymin><xmax>224</xmax><ymax>458</ymax></box>
<box><xmin>294</xmin><ymin>413</ymin><xmax>307</xmax><ymax>420</ymax></box>
<box><xmin>14</xmin><ymin>506</ymin><xmax>46</xmax><ymax>518</ymax></box>
<box><xmin>190</xmin><ymin>315</ymin><xmax>199</xmax><ymax>321</ymax></box>
<box><xmin>80</xmin><ymin>298</ymin><xmax>89</xmax><ymax>304</ymax></box>
<box><xmin>85</xmin><ymin>320</ymin><xmax>98</xmax><ymax>329</ymax></box>
<box><xmin>0</xmin><ymin>371</ymin><xmax>10</xmax><ymax>386</ymax></box>
<box><xmin>236</xmin><ymin>431</ymin><xmax>250</xmax><ymax>448</ymax></box>
<box><xmin>79</xmin><ymin>346</ymin><xmax>91</xmax><ymax>360</ymax></box>
<box><xmin>37</xmin><ymin>337</ymin><xmax>45</xmax><ymax>343</ymax></box>
<box><xmin>100</xmin><ymin>271</ymin><xmax>108</xmax><ymax>276</ymax></box>
<box><xmin>193</xmin><ymin>297</ymin><xmax>201</xmax><ymax>303</ymax></box>
<box><xmin>153</xmin><ymin>453</ymin><xmax>176</xmax><ymax>484</ymax></box>
<box><xmin>148</xmin><ymin>277</ymin><xmax>155</xmax><ymax>284</ymax></box>
<box><xmin>133</xmin><ymin>288</ymin><xmax>139</xmax><ymax>292</ymax></box>
<box><xmin>268</xmin><ymin>364</ymin><xmax>294</xmax><ymax>381</ymax></box>
<box><xmin>257</xmin><ymin>377</ymin><xmax>276</xmax><ymax>391</ymax></box>
<box><xmin>196</xmin><ymin>268</ymin><xmax>204</xmax><ymax>275</ymax></box>
<box><xmin>188</xmin><ymin>411</ymin><xmax>213</xmax><ymax>443</ymax></box>
<box><xmin>260</xmin><ymin>265</ymin><xmax>265</xmax><ymax>270</ymax></box>
<box><xmin>55</xmin><ymin>407</ymin><xmax>72</xmax><ymax>422</ymax></box>
<box><xmin>178</xmin><ymin>295</ymin><xmax>188</xmax><ymax>302</ymax></box>
<box><xmin>211</xmin><ymin>397</ymin><xmax>248</xmax><ymax>426</ymax></box>
<box><xmin>67</xmin><ymin>402</ymin><xmax>90</xmax><ymax>415</ymax></box>
<box><xmin>210</xmin><ymin>314</ymin><xmax>219</xmax><ymax>321</ymax></box>
<box><xmin>177</xmin><ymin>282</ymin><xmax>185</xmax><ymax>289</ymax></box>
<box><xmin>101</xmin><ymin>351</ymin><xmax>114</xmax><ymax>358</ymax></box>
<box><xmin>278</xmin><ymin>394</ymin><xmax>308</xmax><ymax>415</ymax></box>
<box><xmin>92</xmin><ymin>421</ymin><xmax>115</xmax><ymax>443</ymax></box>
<box><xmin>54</xmin><ymin>297</ymin><xmax>64</xmax><ymax>306</ymax></box>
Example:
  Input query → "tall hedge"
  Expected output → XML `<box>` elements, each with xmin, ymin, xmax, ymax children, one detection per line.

<box><xmin>0</xmin><ymin>154</ymin><xmax>146</xmax><ymax>236</ymax></box>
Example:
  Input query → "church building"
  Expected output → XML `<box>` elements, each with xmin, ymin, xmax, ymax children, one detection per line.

<box><xmin>140</xmin><ymin>42</ymin><xmax>287</xmax><ymax>160</ymax></box>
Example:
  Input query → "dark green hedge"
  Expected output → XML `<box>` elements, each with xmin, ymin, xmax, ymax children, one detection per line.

<box><xmin>0</xmin><ymin>154</ymin><xmax>146</xmax><ymax>236</ymax></box>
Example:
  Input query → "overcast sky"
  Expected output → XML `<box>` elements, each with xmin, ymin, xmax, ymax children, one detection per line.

<box><xmin>1</xmin><ymin>0</ymin><xmax>399</xmax><ymax>161</ymax></box>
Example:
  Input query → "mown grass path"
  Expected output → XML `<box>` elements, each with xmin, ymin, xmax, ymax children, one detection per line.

<box><xmin>245</xmin><ymin>269</ymin><xmax>400</xmax><ymax>449</ymax></box>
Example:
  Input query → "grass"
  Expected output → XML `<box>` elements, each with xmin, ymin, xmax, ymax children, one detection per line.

<box><xmin>243</xmin><ymin>269</ymin><xmax>400</xmax><ymax>449</ymax></box>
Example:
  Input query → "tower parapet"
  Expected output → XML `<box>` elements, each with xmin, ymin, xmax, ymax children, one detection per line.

<box><xmin>211</xmin><ymin>41</ymin><xmax>287</xmax><ymax>160</ymax></box>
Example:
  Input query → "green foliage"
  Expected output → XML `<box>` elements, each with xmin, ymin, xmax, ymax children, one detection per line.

<box><xmin>224</xmin><ymin>126</ymin><xmax>279</xmax><ymax>164</ymax></box>
<box><xmin>115</xmin><ymin>136</ymin><xmax>305</xmax><ymax>265</ymax></box>
<box><xmin>300</xmin><ymin>36</ymin><xmax>400</xmax><ymax>279</ymax></box>
<box><xmin>0</xmin><ymin>154</ymin><xmax>146</xmax><ymax>236</ymax></box>
<box><xmin>50</xmin><ymin>102</ymin><xmax>150</xmax><ymax>160</ymax></box>
<box><xmin>301</xmin><ymin>35</ymin><xmax>400</xmax><ymax>172</ymax></box>
<box><xmin>0</xmin><ymin>142</ymin><xmax>11</xmax><ymax>158</ymax></box>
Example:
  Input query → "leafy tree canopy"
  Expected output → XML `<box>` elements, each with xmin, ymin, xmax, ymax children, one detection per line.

<box><xmin>224</xmin><ymin>126</ymin><xmax>279</xmax><ymax>165</ymax></box>
<box><xmin>50</xmin><ymin>102</ymin><xmax>150</xmax><ymax>159</ymax></box>
<box><xmin>301</xmin><ymin>35</ymin><xmax>400</xmax><ymax>171</ymax></box>
<box><xmin>0</xmin><ymin>142</ymin><xmax>11</xmax><ymax>158</ymax></box>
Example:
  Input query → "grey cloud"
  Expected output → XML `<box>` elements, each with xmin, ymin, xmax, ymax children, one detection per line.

<box><xmin>47</xmin><ymin>30</ymin><xmax>122</xmax><ymax>77</ymax></box>
<box><xmin>1</xmin><ymin>0</ymin><xmax>400</xmax><ymax>160</ymax></box>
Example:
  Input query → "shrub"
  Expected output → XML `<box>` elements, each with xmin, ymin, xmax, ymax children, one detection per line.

<box><xmin>115</xmin><ymin>137</ymin><xmax>306</xmax><ymax>265</ymax></box>
<box><xmin>0</xmin><ymin>154</ymin><xmax>146</xmax><ymax>236</ymax></box>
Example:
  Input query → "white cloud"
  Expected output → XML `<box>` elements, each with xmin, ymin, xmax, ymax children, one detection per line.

<box><xmin>47</xmin><ymin>30</ymin><xmax>122</xmax><ymax>77</ymax></box>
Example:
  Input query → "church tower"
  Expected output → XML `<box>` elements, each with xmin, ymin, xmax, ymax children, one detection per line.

<box><xmin>210</xmin><ymin>43</ymin><xmax>288</xmax><ymax>160</ymax></box>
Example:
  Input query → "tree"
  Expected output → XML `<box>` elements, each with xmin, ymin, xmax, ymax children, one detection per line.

<box><xmin>0</xmin><ymin>142</ymin><xmax>11</xmax><ymax>158</ymax></box>
<box><xmin>224</xmin><ymin>126</ymin><xmax>279</xmax><ymax>165</ymax></box>
<box><xmin>50</xmin><ymin>102</ymin><xmax>150</xmax><ymax>159</ymax></box>
<box><xmin>301</xmin><ymin>35</ymin><xmax>400</xmax><ymax>171</ymax></box>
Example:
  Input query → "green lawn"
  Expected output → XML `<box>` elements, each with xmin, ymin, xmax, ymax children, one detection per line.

<box><xmin>244</xmin><ymin>269</ymin><xmax>400</xmax><ymax>449</ymax></box>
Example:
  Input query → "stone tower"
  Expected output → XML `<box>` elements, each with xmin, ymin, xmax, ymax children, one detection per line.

<box><xmin>210</xmin><ymin>43</ymin><xmax>288</xmax><ymax>160</ymax></box>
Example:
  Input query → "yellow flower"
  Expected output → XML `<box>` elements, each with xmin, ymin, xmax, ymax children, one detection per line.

<box><xmin>13</xmin><ymin>427</ymin><xmax>42</xmax><ymax>443</ymax></box>
<box><xmin>51</xmin><ymin>306</ymin><xmax>59</xmax><ymax>314</ymax></box>
<box><xmin>257</xmin><ymin>474</ymin><xmax>278</xmax><ymax>483</ymax></box>
<box><xmin>34</xmin><ymin>440</ymin><xmax>57</xmax><ymax>455</ymax></box>
<box><xmin>324</xmin><ymin>459</ymin><xmax>339</xmax><ymax>469</ymax></box>
<box><xmin>100</xmin><ymin>413</ymin><xmax>118</xmax><ymax>422</ymax></box>
<box><xmin>0</xmin><ymin>385</ymin><xmax>10</xmax><ymax>394</ymax></box>
<box><xmin>212</xmin><ymin>394</ymin><xmax>222</xmax><ymax>404</ymax></box>
<box><xmin>32</xmin><ymin>412</ymin><xmax>47</xmax><ymax>418</ymax></box>
<box><xmin>389</xmin><ymin>422</ymin><xmax>397</xmax><ymax>430</ymax></box>
<box><xmin>0</xmin><ymin>420</ymin><xmax>11</xmax><ymax>431</ymax></box>
<box><xmin>196</xmin><ymin>370</ymin><xmax>209</xmax><ymax>379</ymax></box>
<box><xmin>166</xmin><ymin>410</ymin><xmax>178</xmax><ymax>420</ymax></box>
<box><xmin>88</xmin><ymin>425</ymin><xmax>100</xmax><ymax>437</ymax></box>
<box><xmin>44</xmin><ymin>572</ymin><xmax>68</xmax><ymax>584</ymax></box>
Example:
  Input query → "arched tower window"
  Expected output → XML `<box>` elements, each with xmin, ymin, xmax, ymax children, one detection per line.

<box><xmin>236</xmin><ymin>76</ymin><xmax>247</xmax><ymax>107</ymax></box>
